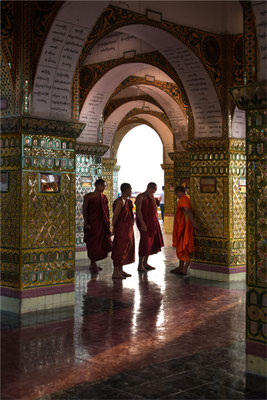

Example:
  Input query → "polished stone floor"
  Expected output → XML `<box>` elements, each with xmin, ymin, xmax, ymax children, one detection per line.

<box><xmin>1</xmin><ymin>229</ymin><xmax>265</xmax><ymax>400</ymax></box>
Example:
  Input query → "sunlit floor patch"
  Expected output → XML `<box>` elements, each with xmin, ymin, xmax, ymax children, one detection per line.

<box><xmin>1</xmin><ymin>233</ymin><xmax>253</xmax><ymax>400</ymax></box>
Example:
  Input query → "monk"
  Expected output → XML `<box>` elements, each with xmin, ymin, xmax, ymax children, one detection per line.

<box><xmin>83</xmin><ymin>178</ymin><xmax>112</xmax><ymax>273</ymax></box>
<box><xmin>136</xmin><ymin>182</ymin><xmax>164</xmax><ymax>271</ymax></box>
<box><xmin>171</xmin><ymin>185</ymin><xmax>198</xmax><ymax>275</ymax></box>
<box><xmin>111</xmin><ymin>183</ymin><xmax>135</xmax><ymax>279</ymax></box>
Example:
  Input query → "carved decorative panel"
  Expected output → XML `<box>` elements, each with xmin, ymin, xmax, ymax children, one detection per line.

<box><xmin>0</xmin><ymin>54</ymin><xmax>14</xmax><ymax>117</ymax></box>
<box><xmin>21</xmin><ymin>171</ymin><xmax>75</xmax><ymax>248</ymax></box>
<box><xmin>247</xmin><ymin>287</ymin><xmax>266</xmax><ymax>343</ymax></box>
<box><xmin>21</xmin><ymin>248</ymin><xmax>74</xmax><ymax>289</ymax></box>
<box><xmin>75</xmin><ymin>154</ymin><xmax>102</xmax><ymax>248</ymax></box>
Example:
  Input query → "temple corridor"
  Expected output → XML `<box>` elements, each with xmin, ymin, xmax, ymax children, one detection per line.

<box><xmin>2</xmin><ymin>228</ymin><xmax>263</xmax><ymax>400</ymax></box>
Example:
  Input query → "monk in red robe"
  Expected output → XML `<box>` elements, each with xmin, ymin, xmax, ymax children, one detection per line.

<box><xmin>136</xmin><ymin>182</ymin><xmax>164</xmax><ymax>271</ymax></box>
<box><xmin>111</xmin><ymin>183</ymin><xmax>135</xmax><ymax>279</ymax></box>
<box><xmin>83</xmin><ymin>178</ymin><xmax>112</xmax><ymax>273</ymax></box>
<box><xmin>171</xmin><ymin>185</ymin><xmax>198</xmax><ymax>275</ymax></box>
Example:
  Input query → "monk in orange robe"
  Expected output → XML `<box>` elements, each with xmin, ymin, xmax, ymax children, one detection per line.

<box><xmin>83</xmin><ymin>178</ymin><xmax>112</xmax><ymax>273</ymax></box>
<box><xmin>171</xmin><ymin>185</ymin><xmax>198</xmax><ymax>275</ymax></box>
<box><xmin>136</xmin><ymin>182</ymin><xmax>164</xmax><ymax>271</ymax></box>
<box><xmin>111</xmin><ymin>183</ymin><xmax>135</xmax><ymax>279</ymax></box>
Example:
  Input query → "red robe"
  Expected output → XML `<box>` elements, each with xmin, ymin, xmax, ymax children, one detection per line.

<box><xmin>84</xmin><ymin>193</ymin><xmax>112</xmax><ymax>262</ymax></box>
<box><xmin>111</xmin><ymin>199</ymin><xmax>135</xmax><ymax>266</ymax></box>
<box><xmin>172</xmin><ymin>195</ymin><xmax>194</xmax><ymax>261</ymax></box>
<box><xmin>136</xmin><ymin>197</ymin><xmax>164</xmax><ymax>257</ymax></box>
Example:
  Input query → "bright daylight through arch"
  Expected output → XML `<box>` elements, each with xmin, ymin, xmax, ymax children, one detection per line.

<box><xmin>117</xmin><ymin>125</ymin><xmax>164</xmax><ymax>195</ymax></box>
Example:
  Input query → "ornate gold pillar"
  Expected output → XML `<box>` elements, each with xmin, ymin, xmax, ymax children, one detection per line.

<box><xmin>75</xmin><ymin>144</ymin><xmax>109</xmax><ymax>260</ymax></box>
<box><xmin>161</xmin><ymin>163</ymin><xmax>174</xmax><ymax>233</ymax></box>
<box><xmin>0</xmin><ymin>117</ymin><xmax>85</xmax><ymax>313</ymax></box>
<box><xmin>102</xmin><ymin>158</ymin><xmax>117</xmax><ymax>218</ymax></box>
<box><xmin>230</xmin><ymin>83</ymin><xmax>266</xmax><ymax>378</ymax></box>
<box><xmin>182</xmin><ymin>138</ymin><xmax>246</xmax><ymax>282</ymax></box>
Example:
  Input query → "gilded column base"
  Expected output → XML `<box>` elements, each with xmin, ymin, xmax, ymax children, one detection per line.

<box><xmin>0</xmin><ymin>285</ymin><xmax>75</xmax><ymax>313</ymax></box>
<box><xmin>189</xmin><ymin>262</ymin><xmax>246</xmax><ymax>281</ymax></box>
<box><xmin>163</xmin><ymin>214</ymin><xmax>174</xmax><ymax>233</ymax></box>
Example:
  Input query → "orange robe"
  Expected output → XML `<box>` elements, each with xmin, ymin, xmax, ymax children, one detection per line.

<box><xmin>111</xmin><ymin>199</ymin><xmax>135</xmax><ymax>266</ymax></box>
<box><xmin>172</xmin><ymin>195</ymin><xmax>194</xmax><ymax>261</ymax></box>
<box><xmin>84</xmin><ymin>193</ymin><xmax>112</xmax><ymax>262</ymax></box>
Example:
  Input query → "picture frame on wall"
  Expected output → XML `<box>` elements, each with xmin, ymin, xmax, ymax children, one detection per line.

<box><xmin>81</xmin><ymin>176</ymin><xmax>92</xmax><ymax>188</ymax></box>
<box><xmin>200</xmin><ymin>177</ymin><xmax>217</xmax><ymax>193</ymax></box>
<box><xmin>0</xmin><ymin>171</ymin><xmax>9</xmax><ymax>192</ymax></box>
<box><xmin>39</xmin><ymin>173</ymin><xmax>60</xmax><ymax>193</ymax></box>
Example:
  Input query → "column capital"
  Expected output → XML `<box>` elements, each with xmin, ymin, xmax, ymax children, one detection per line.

<box><xmin>169</xmin><ymin>151</ymin><xmax>190</xmax><ymax>161</ymax></box>
<box><xmin>229</xmin><ymin>82</ymin><xmax>266</xmax><ymax>111</ymax></box>
<box><xmin>75</xmin><ymin>143</ymin><xmax>109</xmax><ymax>156</ymax></box>
<box><xmin>182</xmin><ymin>138</ymin><xmax>246</xmax><ymax>153</ymax></box>
<box><xmin>160</xmin><ymin>163</ymin><xmax>174</xmax><ymax>171</ymax></box>
<box><xmin>102</xmin><ymin>158</ymin><xmax>117</xmax><ymax>167</ymax></box>
<box><xmin>0</xmin><ymin>116</ymin><xmax>85</xmax><ymax>138</ymax></box>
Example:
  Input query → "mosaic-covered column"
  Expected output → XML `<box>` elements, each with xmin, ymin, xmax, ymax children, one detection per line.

<box><xmin>75</xmin><ymin>144</ymin><xmax>109</xmax><ymax>260</ymax></box>
<box><xmin>230</xmin><ymin>83</ymin><xmax>266</xmax><ymax>378</ymax></box>
<box><xmin>0</xmin><ymin>117</ymin><xmax>84</xmax><ymax>313</ymax></box>
<box><xmin>113</xmin><ymin>165</ymin><xmax>120</xmax><ymax>202</ymax></box>
<box><xmin>102</xmin><ymin>158</ymin><xmax>117</xmax><ymax>218</ymax></box>
<box><xmin>182</xmin><ymin>138</ymin><xmax>246</xmax><ymax>282</ymax></box>
<box><xmin>160</xmin><ymin>163</ymin><xmax>174</xmax><ymax>233</ymax></box>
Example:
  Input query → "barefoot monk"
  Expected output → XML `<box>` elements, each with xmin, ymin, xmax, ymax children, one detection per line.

<box><xmin>171</xmin><ymin>185</ymin><xmax>199</xmax><ymax>275</ymax></box>
<box><xmin>111</xmin><ymin>183</ymin><xmax>135</xmax><ymax>279</ymax></box>
<box><xmin>83</xmin><ymin>178</ymin><xmax>112</xmax><ymax>273</ymax></box>
<box><xmin>136</xmin><ymin>182</ymin><xmax>164</xmax><ymax>271</ymax></box>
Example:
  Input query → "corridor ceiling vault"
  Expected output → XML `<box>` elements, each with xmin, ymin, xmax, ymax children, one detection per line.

<box><xmin>25</xmin><ymin>0</ymin><xmax>247</xmax><ymax>161</ymax></box>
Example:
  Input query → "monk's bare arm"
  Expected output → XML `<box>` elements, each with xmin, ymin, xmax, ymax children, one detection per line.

<box><xmin>83</xmin><ymin>194</ymin><xmax>91</xmax><ymax>230</ymax></box>
<box><xmin>136</xmin><ymin>195</ymin><xmax>147</xmax><ymax>232</ymax></box>
<box><xmin>112</xmin><ymin>198</ymin><xmax>124</xmax><ymax>233</ymax></box>
<box><xmin>148</xmin><ymin>192</ymin><xmax>158</xmax><ymax>213</ymax></box>
<box><xmin>184</xmin><ymin>207</ymin><xmax>199</xmax><ymax>232</ymax></box>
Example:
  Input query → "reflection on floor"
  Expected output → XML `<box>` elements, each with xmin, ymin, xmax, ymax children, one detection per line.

<box><xmin>1</xmin><ymin>230</ymin><xmax>265</xmax><ymax>400</ymax></box>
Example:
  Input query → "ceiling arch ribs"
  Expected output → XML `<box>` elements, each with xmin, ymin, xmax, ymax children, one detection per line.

<box><xmin>104</xmin><ymin>95</ymin><xmax>165</xmax><ymax>120</ymax></box>
<box><xmin>79</xmin><ymin>51</ymin><xmax>189</xmax><ymax>109</ymax></box>
<box><xmin>77</xmin><ymin>4</ymin><xmax>224</xmax><ymax>140</ymax></box>
<box><xmin>103</xmin><ymin>99</ymin><xmax>165</xmax><ymax>152</ymax></box>
<box><xmin>108</xmin><ymin>77</ymin><xmax>192</xmax><ymax>145</ymax></box>
<box><xmin>80</xmin><ymin>4</ymin><xmax>223</xmax><ymax>103</ymax></box>
<box><xmin>78</xmin><ymin>62</ymin><xmax>188</xmax><ymax>147</ymax></box>
<box><xmin>111</xmin><ymin>76</ymin><xmax>188</xmax><ymax>114</ymax></box>
<box><xmin>118</xmin><ymin>109</ymin><xmax>172</xmax><ymax>132</ymax></box>
<box><xmin>101</xmin><ymin>80</ymin><xmax>188</xmax><ymax>154</ymax></box>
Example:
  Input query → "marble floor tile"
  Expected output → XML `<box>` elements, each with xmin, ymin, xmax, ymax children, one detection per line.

<box><xmin>1</xmin><ymin>231</ymin><xmax>257</xmax><ymax>400</ymax></box>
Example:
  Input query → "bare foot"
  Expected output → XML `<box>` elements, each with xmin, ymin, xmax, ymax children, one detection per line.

<box><xmin>112</xmin><ymin>273</ymin><xmax>126</xmax><ymax>279</ymax></box>
<box><xmin>138</xmin><ymin>265</ymin><xmax>146</xmax><ymax>272</ymax></box>
<box><xmin>144</xmin><ymin>264</ymin><xmax>155</xmax><ymax>270</ymax></box>
<box><xmin>122</xmin><ymin>271</ymin><xmax>132</xmax><ymax>277</ymax></box>
<box><xmin>89</xmin><ymin>266</ymin><xmax>98</xmax><ymax>273</ymax></box>
<box><xmin>170</xmin><ymin>267</ymin><xmax>185</xmax><ymax>275</ymax></box>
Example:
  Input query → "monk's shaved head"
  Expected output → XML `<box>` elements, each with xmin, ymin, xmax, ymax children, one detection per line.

<box><xmin>175</xmin><ymin>185</ymin><xmax>186</xmax><ymax>194</ymax></box>
<box><xmin>95</xmin><ymin>178</ymin><xmax>105</xmax><ymax>187</ymax></box>
<box><xmin>147</xmin><ymin>182</ymin><xmax>157</xmax><ymax>190</ymax></box>
<box><xmin>121</xmin><ymin>183</ymin><xmax>131</xmax><ymax>193</ymax></box>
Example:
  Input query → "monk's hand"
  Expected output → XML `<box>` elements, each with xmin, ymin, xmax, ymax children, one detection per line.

<box><xmin>141</xmin><ymin>222</ymin><xmax>148</xmax><ymax>232</ymax></box>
